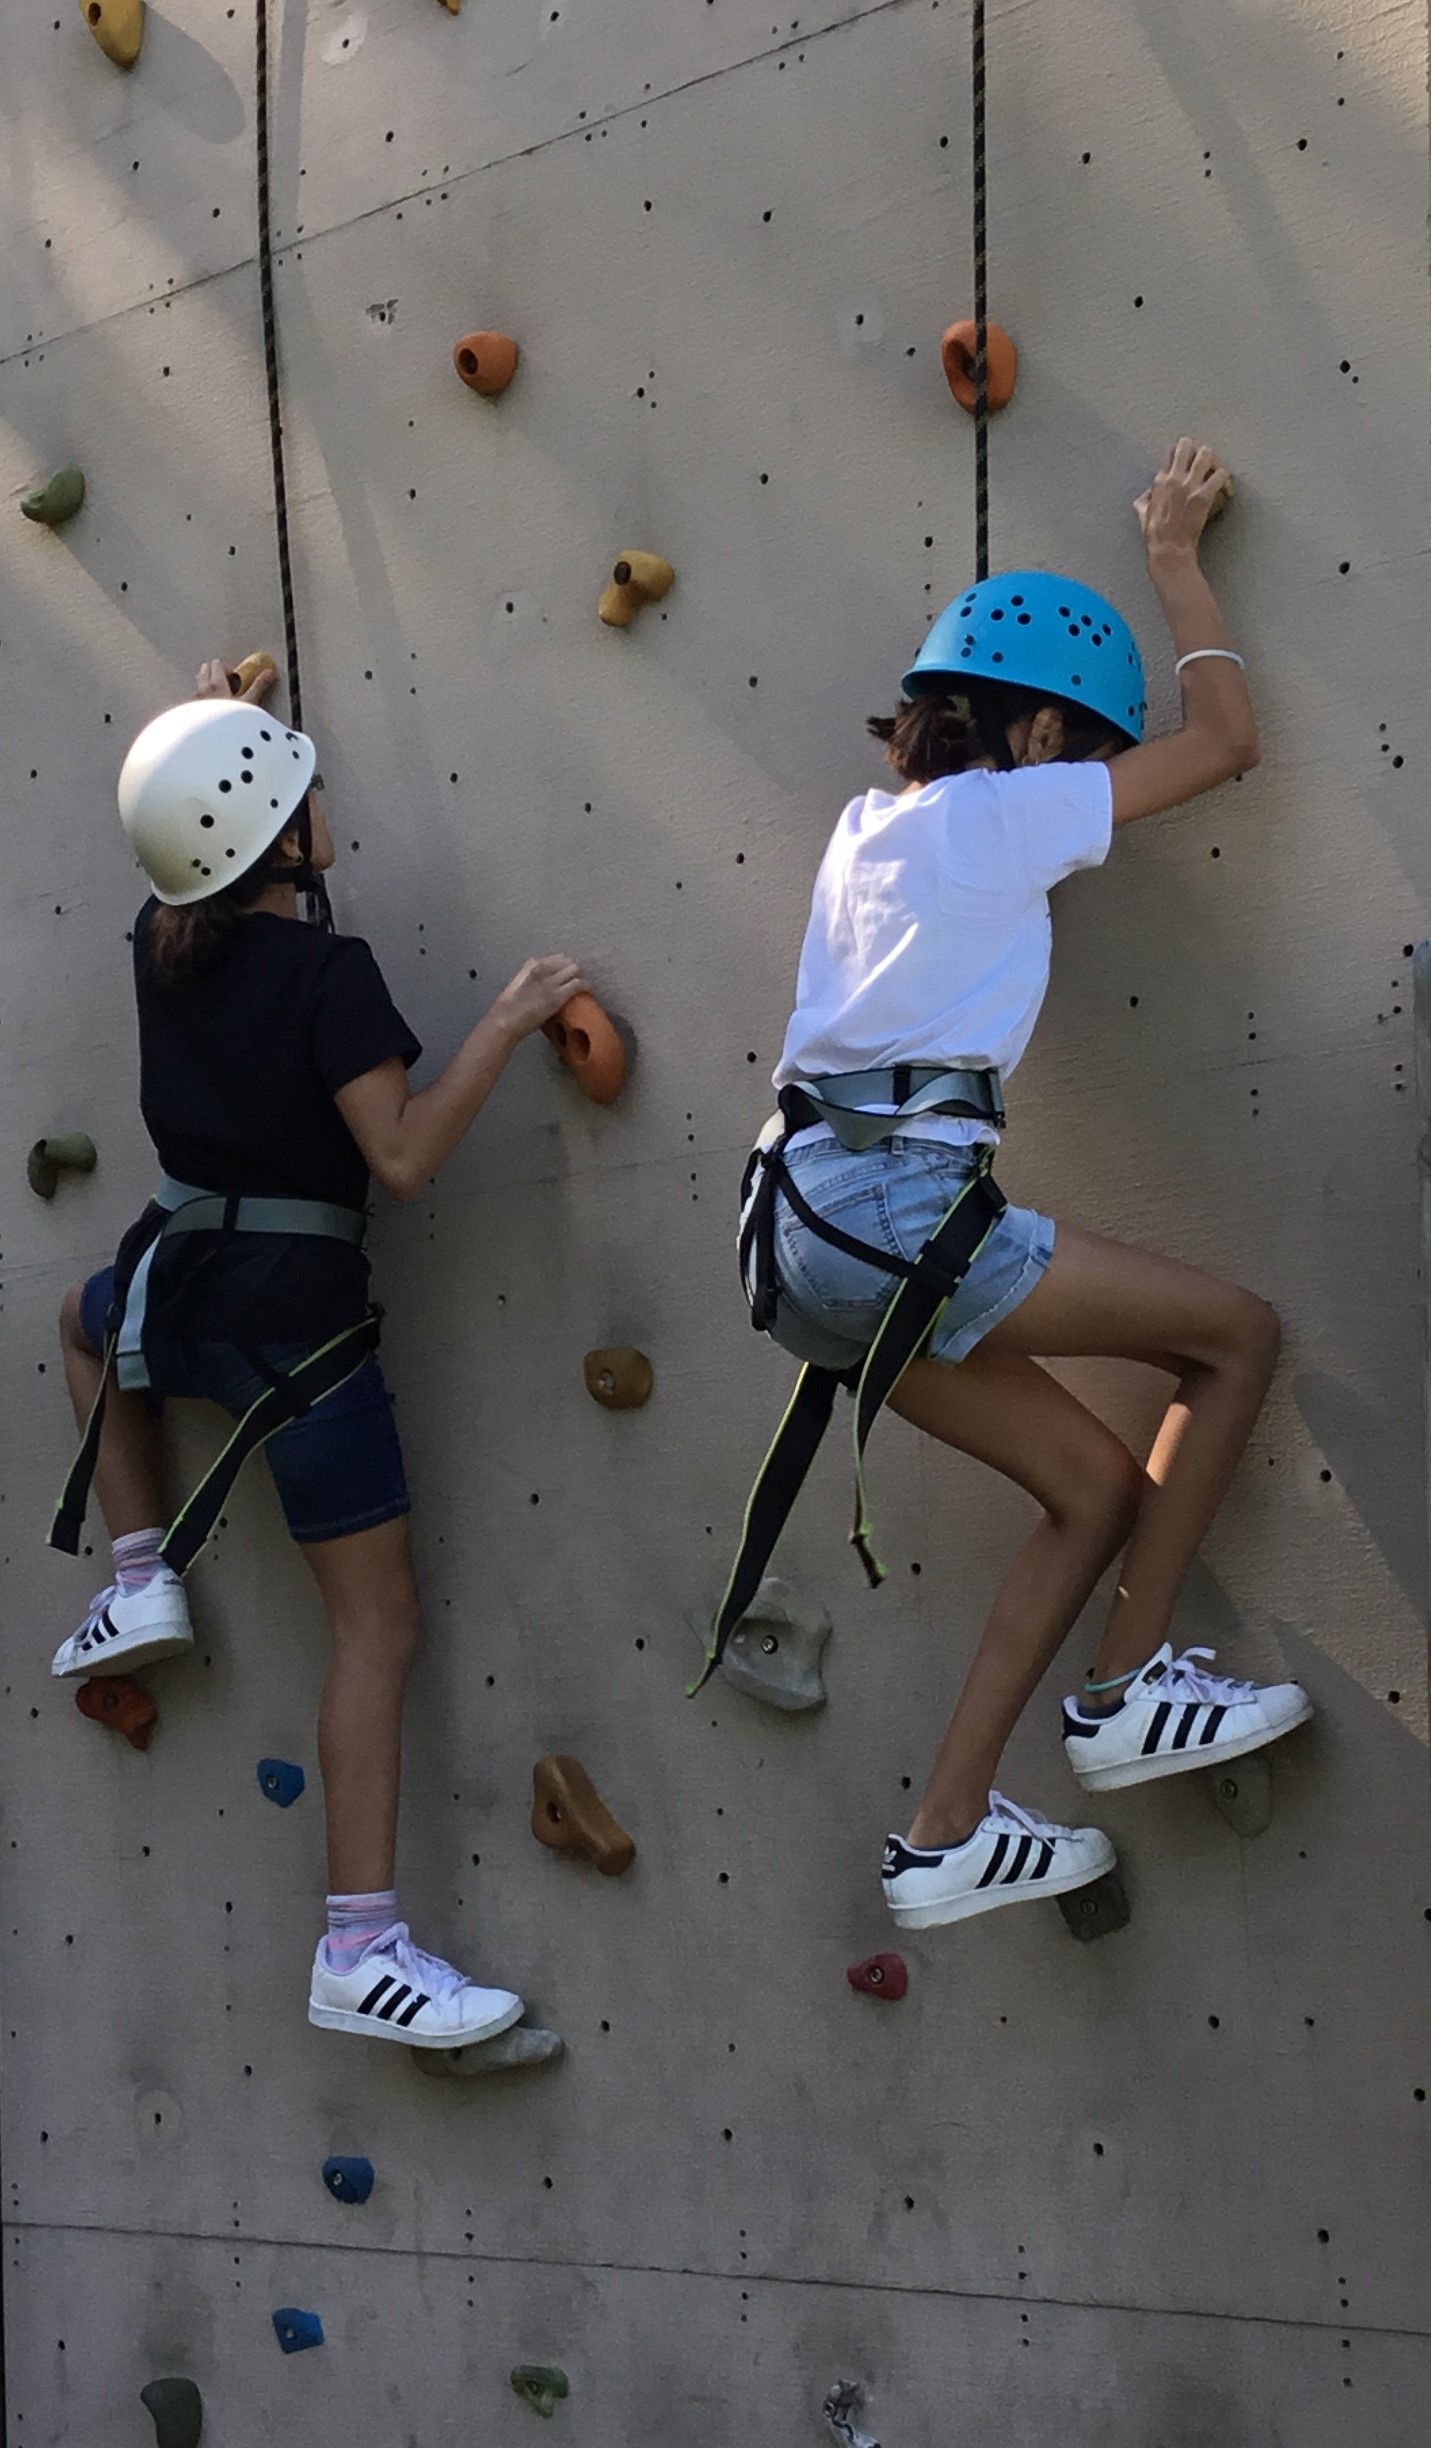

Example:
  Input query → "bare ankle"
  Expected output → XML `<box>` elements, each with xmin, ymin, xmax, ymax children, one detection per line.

<box><xmin>907</xmin><ymin>1801</ymin><xmax>985</xmax><ymax>1851</ymax></box>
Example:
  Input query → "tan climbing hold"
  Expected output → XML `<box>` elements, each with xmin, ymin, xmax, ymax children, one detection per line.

<box><xmin>598</xmin><ymin>551</ymin><xmax>675</xmax><ymax>628</ymax></box>
<box><xmin>79</xmin><ymin>0</ymin><xmax>144</xmax><ymax>69</ymax></box>
<box><xmin>531</xmin><ymin>1756</ymin><xmax>634</xmax><ymax>1876</ymax></box>
<box><xmin>583</xmin><ymin>1348</ymin><xmax>653</xmax><ymax>1410</ymax></box>
<box><xmin>229</xmin><ymin>650</ymin><xmax>278</xmax><ymax>695</ymax></box>
<box><xmin>453</xmin><ymin>331</ymin><xmax>519</xmax><ymax>396</ymax></box>
<box><xmin>941</xmin><ymin>318</ymin><xmax>1018</xmax><ymax>414</ymax></box>
<box><xmin>440</xmin><ymin>0</ymin><xmax>461</xmax><ymax>12</ymax></box>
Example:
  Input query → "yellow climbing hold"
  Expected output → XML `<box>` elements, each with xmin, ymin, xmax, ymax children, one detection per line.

<box><xmin>230</xmin><ymin>651</ymin><xmax>278</xmax><ymax>696</ymax></box>
<box><xmin>599</xmin><ymin>552</ymin><xmax>675</xmax><ymax>628</ymax></box>
<box><xmin>79</xmin><ymin>0</ymin><xmax>144</xmax><ymax>70</ymax></box>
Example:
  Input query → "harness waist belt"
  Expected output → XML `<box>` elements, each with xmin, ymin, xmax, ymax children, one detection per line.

<box><xmin>783</xmin><ymin>1064</ymin><xmax>1004</xmax><ymax>1153</ymax></box>
<box><xmin>156</xmin><ymin>1174</ymin><xmax>367</xmax><ymax>1244</ymax></box>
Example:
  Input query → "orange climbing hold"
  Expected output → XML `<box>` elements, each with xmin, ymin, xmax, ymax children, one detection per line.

<box><xmin>598</xmin><ymin>551</ymin><xmax>675</xmax><ymax>628</ymax></box>
<box><xmin>77</xmin><ymin>1677</ymin><xmax>157</xmax><ymax>1751</ymax></box>
<box><xmin>531</xmin><ymin>1756</ymin><xmax>635</xmax><ymax>1876</ymax></box>
<box><xmin>583</xmin><ymin>1348</ymin><xmax>653</xmax><ymax>1410</ymax></box>
<box><xmin>452</xmin><ymin>331</ymin><xmax>519</xmax><ymax>396</ymax></box>
<box><xmin>79</xmin><ymin>0</ymin><xmax>144</xmax><ymax>68</ymax></box>
<box><xmin>941</xmin><ymin>319</ymin><xmax>1018</xmax><ymax>414</ymax></box>
<box><xmin>543</xmin><ymin>993</ymin><xmax>627</xmax><ymax>1106</ymax></box>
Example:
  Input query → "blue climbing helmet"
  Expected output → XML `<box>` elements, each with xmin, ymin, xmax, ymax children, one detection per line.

<box><xmin>902</xmin><ymin>569</ymin><xmax>1146</xmax><ymax>745</ymax></box>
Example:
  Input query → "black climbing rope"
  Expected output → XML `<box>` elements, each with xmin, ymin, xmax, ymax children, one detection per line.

<box><xmin>254</xmin><ymin>0</ymin><xmax>302</xmax><ymax>727</ymax></box>
<box><xmin>254</xmin><ymin>0</ymin><xmax>332</xmax><ymax>923</ymax></box>
<box><xmin>971</xmin><ymin>0</ymin><xmax>990</xmax><ymax>580</ymax></box>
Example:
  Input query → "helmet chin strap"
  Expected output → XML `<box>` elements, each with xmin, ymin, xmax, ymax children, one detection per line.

<box><xmin>256</xmin><ymin>790</ymin><xmax>334</xmax><ymax>928</ymax></box>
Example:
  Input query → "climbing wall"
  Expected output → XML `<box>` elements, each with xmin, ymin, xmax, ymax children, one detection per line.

<box><xmin>2</xmin><ymin>0</ymin><xmax>1429</xmax><ymax>2439</ymax></box>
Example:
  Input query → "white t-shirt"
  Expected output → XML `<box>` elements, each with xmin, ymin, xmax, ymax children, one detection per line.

<box><xmin>774</xmin><ymin>762</ymin><xmax>1114</xmax><ymax>1148</ymax></box>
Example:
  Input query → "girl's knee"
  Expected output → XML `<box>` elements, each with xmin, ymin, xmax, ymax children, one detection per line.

<box><xmin>1223</xmin><ymin>1287</ymin><xmax>1281</xmax><ymax>1377</ymax></box>
<box><xmin>1056</xmin><ymin>1436</ymin><xmax>1143</xmax><ymax>1550</ymax></box>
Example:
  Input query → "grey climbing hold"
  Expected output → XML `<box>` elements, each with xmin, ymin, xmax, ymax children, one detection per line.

<box><xmin>27</xmin><ymin>1132</ymin><xmax>97</xmax><ymax>1199</ymax></box>
<box><xmin>410</xmin><ymin>2024</ymin><xmax>565</xmax><ymax>2079</ymax></box>
<box><xmin>702</xmin><ymin>1575</ymin><xmax>831</xmax><ymax>1712</ymax></box>
<box><xmin>140</xmin><ymin>2376</ymin><xmax>203</xmax><ymax>2448</ymax></box>
<box><xmin>511</xmin><ymin>2365</ymin><xmax>569</xmax><ymax>2418</ymax></box>
<box><xmin>1205</xmin><ymin>1749</ymin><xmax>1272</xmax><ymax>1837</ymax></box>
<box><xmin>271</xmin><ymin>2308</ymin><xmax>323</xmax><ymax>2354</ymax></box>
<box><xmin>824</xmin><ymin>2380</ymin><xmax>880</xmax><ymax>2447</ymax></box>
<box><xmin>1057</xmin><ymin>1868</ymin><xmax>1131</xmax><ymax>1942</ymax></box>
<box><xmin>21</xmin><ymin>467</ymin><xmax>86</xmax><ymax>526</ymax></box>
<box><xmin>256</xmin><ymin>1757</ymin><xmax>305</xmax><ymax>1808</ymax></box>
<box><xmin>322</xmin><ymin>2154</ymin><xmax>374</xmax><ymax>2204</ymax></box>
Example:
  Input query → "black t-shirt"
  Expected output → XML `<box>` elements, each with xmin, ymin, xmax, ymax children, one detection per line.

<box><xmin>126</xmin><ymin>901</ymin><xmax>421</xmax><ymax>1343</ymax></box>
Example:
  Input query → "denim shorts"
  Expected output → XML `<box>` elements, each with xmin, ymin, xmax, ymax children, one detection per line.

<box><xmin>766</xmin><ymin>1136</ymin><xmax>1054</xmax><ymax>1374</ymax></box>
<box><xmin>80</xmin><ymin>1267</ymin><xmax>411</xmax><ymax>1546</ymax></box>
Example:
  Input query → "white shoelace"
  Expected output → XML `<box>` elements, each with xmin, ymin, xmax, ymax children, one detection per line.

<box><xmin>1156</xmin><ymin>1645</ymin><xmax>1259</xmax><ymax>1705</ymax></box>
<box><xmin>986</xmin><ymin>1790</ymin><xmax>1073</xmax><ymax>1843</ymax></box>
<box><xmin>373</xmin><ymin>1923</ymin><xmax>471</xmax><ymax>2003</ymax></box>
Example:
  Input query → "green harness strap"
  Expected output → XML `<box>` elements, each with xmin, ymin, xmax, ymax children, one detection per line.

<box><xmin>693</xmin><ymin>1156</ymin><xmax>1006</xmax><ymax>1696</ymax></box>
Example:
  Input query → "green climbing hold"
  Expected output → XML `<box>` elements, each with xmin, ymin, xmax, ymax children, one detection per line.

<box><xmin>140</xmin><ymin>2376</ymin><xmax>203</xmax><ymax>2448</ymax></box>
<box><xmin>20</xmin><ymin>467</ymin><xmax>86</xmax><ymax>527</ymax></box>
<box><xmin>511</xmin><ymin>2365</ymin><xmax>569</xmax><ymax>2418</ymax></box>
<box><xmin>27</xmin><ymin>1133</ymin><xmax>97</xmax><ymax>1199</ymax></box>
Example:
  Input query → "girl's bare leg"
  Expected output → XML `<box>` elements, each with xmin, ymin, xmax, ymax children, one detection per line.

<box><xmin>301</xmin><ymin>1516</ymin><xmax>421</xmax><ymax>1896</ymax></box>
<box><xmin>983</xmin><ymin>1225</ymin><xmax>1280</xmax><ymax>1685</ymax></box>
<box><xmin>59</xmin><ymin>1282</ymin><xmax>164</xmax><ymax>1537</ymax></box>
<box><xmin>888</xmin><ymin>1349</ymin><xmax>1143</xmax><ymax>1846</ymax></box>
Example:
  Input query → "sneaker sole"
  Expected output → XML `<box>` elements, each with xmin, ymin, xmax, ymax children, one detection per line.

<box><xmin>1069</xmin><ymin>1700</ymin><xmax>1313</xmax><ymax>1794</ymax></box>
<box><xmin>887</xmin><ymin>1847</ymin><xmax>1117</xmax><ymax>1930</ymax></box>
<box><xmin>52</xmin><ymin>1632</ymin><xmax>194</xmax><ymax>1681</ymax></box>
<box><xmin>308</xmin><ymin>1995</ymin><xmax>525</xmax><ymax>2048</ymax></box>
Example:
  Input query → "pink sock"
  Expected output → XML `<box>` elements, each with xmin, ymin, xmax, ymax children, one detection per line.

<box><xmin>113</xmin><ymin>1528</ymin><xmax>166</xmax><ymax>1595</ymax></box>
<box><xmin>325</xmin><ymin>1891</ymin><xmax>399</xmax><ymax>1975</ymax></box>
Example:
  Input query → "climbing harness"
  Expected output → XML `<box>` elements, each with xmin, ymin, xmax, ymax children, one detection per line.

<box><xmin>691</xmin><ymin>1073</ymin><xmax>1007</xmax><ymax>1695</ymax></box>
<box><xmin>50</xmin><ymin>1177</ymin><xmax>379</xmax><ymax>1577</ymax></box>
<box><xmin>254</xmin><ymin>0</ymin><xmax>331</xmax><ymax>929</ymax></box>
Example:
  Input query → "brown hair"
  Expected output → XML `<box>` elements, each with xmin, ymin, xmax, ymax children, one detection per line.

<box><xmin>146</xmin><ymin>838</ymin><xmax>285</xmax><ymax>985</ymax></box>
<box><xmin>867</xmin><ymin>678</ymin><xmax>1128</xmax><ymax>787</ymax></box>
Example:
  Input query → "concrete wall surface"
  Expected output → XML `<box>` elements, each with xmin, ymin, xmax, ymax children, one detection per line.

<box><xmin>2</xmin><ymin>0</ymin><xmax>1429</xmax><ymax>2441</ymax></box>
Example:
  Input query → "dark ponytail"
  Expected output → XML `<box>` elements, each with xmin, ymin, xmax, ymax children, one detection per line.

<box><xmin>146</xmin><ymin>823</ymin><xmax>292</xmax><ymax>984</ymax></box>
<box><xmin>867</xmin><ymin>677</ymin><xmax>1127</xmax><ymax>787</ymax></box>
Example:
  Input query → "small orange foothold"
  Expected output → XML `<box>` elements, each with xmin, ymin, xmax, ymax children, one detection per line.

<box><xmin>583</xmin><ymin>1348</ymin><xmax>653</xmax><ymax>1410</ymax></box>
<box><xmin>542</xmin><ymin>992</ymin><xmax>627</xmax><ymax>1106</ymax></box>
<box><xmin>941</xmin><ymin>319</ymin><xmax>1018</xmax><ymax>414</ymax></box>
<box><xmin>453</xmin><ymin>331</ymin><xmax>519</xmax><ymax>396</ymax></box>
<box><xmin>531</xmin><ymin>1756</ymin><xmax>635</xmax><ymax>1876</ymax></box>
<box><xmin>77</xmin><ymin>1677</ymin><xmax>157</xmax><ymax>1751</ymax></box>
<box><xmin>598</xmin><ymin>550</ymin><xmax>675</xmax><ymax>628</ymax></box>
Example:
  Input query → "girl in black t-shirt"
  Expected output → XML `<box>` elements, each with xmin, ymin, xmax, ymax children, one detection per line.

<box><xmin>51</xmin><ymin>661</ymin><xmax>584</xmax><ymax>2050</ymax></box>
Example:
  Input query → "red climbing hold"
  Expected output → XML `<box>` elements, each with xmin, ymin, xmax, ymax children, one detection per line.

<box><xmin>542</xmin><ymin>992</ymin><xmax>627</xmax><ymax>1106</ymax></box>
<box><xmin>846</xmin><ymin>1951</ymin><xmax>908</xmax><ymax>2002</ymax></box>
<box><xmin>941</xmin><ymin>319</ymin><xmax>1018</xmax><ymax>414</ymax></box>
<box><xmin>76</xmin><ymin>1677</ymin><xmax>157</xmax><ymax>1750</ymax></box>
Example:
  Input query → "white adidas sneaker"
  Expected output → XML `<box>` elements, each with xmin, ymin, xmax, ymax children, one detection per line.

<box><xmin>1063</xmin><ymin>1643</ymin><xmax>1312</xmax><ymax>1794</ymax></box>
<box><xmin>50</xmin><ymin>1570</ymin><xmax>193</xmax><ymax>1679</ymax></box>
<box><xmin>308</xmin><ymin>1923</ymin><xmax>524</xmax><ymax>2048</ymax></box>
<box><xmin>881</xmin><ymin>1792</ymin><xmax>1116</xmax><ymax>1930</ymax></box>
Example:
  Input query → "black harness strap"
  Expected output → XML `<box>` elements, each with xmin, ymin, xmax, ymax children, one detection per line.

<box><xmin>694</xmin><ymin>1147</ymin><xmax>1005</xmax><ymax>1695</ymax></box>
<box><xmin>158</xmin><ymin>1311</ymin><xmax>381</xmax><ymax>1575</ymax></box>
<box><xmin>50</xmin><ymin>1332</ymin><xmax>121</xmax><ymax>1559</ymax></box>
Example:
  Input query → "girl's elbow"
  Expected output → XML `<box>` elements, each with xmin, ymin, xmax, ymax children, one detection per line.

<box><xmin>373</xmin><ymin>1150</ymin><xmax>423</xmax><ymax>1203</ymax></box>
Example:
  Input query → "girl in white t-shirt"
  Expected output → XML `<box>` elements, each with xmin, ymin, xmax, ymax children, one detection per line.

<box><xmin>738</xmin><ymin>440</ymin><xmax>1311</xmax><ymax>1932</ymax></box>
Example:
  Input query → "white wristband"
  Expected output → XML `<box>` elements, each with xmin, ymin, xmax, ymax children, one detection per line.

<box><xmin>1175</xmin><ymin>648</ymin><xmax>1246</xmax><ymax>674</ymax></box>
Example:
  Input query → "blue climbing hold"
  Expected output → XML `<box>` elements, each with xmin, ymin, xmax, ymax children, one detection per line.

<box><xmin>257</xmin><ymin>1758</ymin><xmax>305</xmax><ymax>1808</ymax></box>
<box><xmin>272</xmin><ymin>2308</ymin><xmax>324</xmax><ymax>2354</ymax></box>
<box><xmin>322</xmin><ymin>2154</ymin><xmax>374</xmax><ymax>2206</ymax></box>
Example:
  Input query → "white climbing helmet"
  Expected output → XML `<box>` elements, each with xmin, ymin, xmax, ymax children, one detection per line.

<box><xmin>117</xmin><ymin>699</ymin><xmax>317</xmax><ymax>906</ymax></box>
